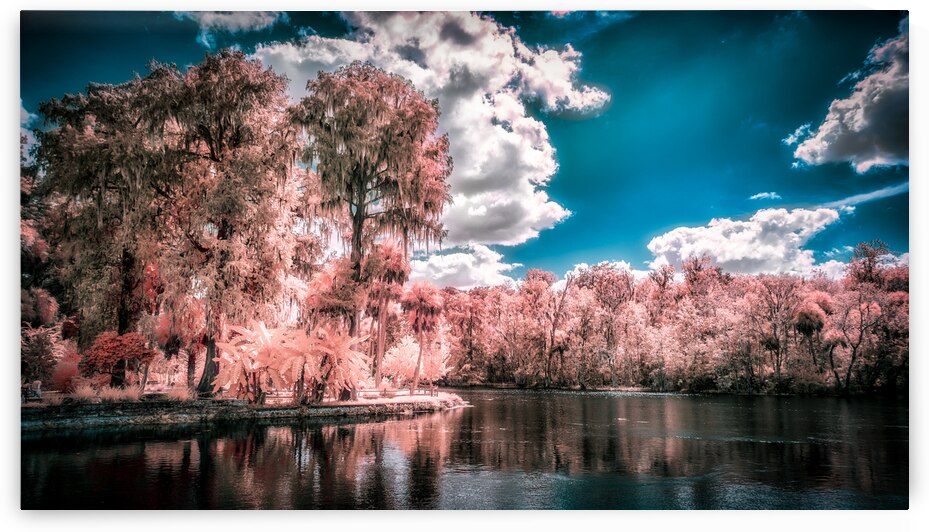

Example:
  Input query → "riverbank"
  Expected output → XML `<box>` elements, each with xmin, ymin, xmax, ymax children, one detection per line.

<box><xmin>20</xmin><ymin>392</ymin><xmax>468</xmax><ymax>432</ymax></box>
<box><xmin>444</xmin><ymin>382</ymin><xmax>906</xmax><ymax>397</ymax></box>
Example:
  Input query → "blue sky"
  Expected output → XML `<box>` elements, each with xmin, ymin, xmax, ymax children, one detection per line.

<box><xmin>20</xmin><ymin>11</ymin><xmax>909</xmax><ymax>288</ymax></box>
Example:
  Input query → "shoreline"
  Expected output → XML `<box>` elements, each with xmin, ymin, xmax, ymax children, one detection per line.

<box><xmin>444</xmin><ymin>383</ymin><xmax>907</xmax><ymax>398</ymax></box>
<box><xmin>20</xmin><ymin>392</ymin><xmax>468</xmax><ymax>433</ymax></box>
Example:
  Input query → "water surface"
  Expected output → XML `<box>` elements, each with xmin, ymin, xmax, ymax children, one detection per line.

<box><xmin>21</xmin><ymin>389</ymin><xmax>908</xmax><ymax>509</ymax></box>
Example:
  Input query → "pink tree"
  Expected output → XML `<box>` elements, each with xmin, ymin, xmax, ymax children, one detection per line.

<box><xmin>401</xmin><ymin>281</ymin><xmax>443</xmax><ymax>394</ymax></box>
<box><xmin>293</xmin><ymin>62</ymin><xmax>452</xmax><ymax>336</ymax></box>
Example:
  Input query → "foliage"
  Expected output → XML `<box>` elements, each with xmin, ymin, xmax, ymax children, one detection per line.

<box><xmin>213</xmin><ymin>320</ymin><xmax>369</xmax><ymax>404</ymax></box>
<box><xmin>294</xmin><ymin>61</ymin><xmax>452</xmax><ymax>335</ymax></box>
<box><xmin>51</xmin><ymin>347</ymin><xmax>82</xmax><ymax>392</ymax></box>
<box><xmin>82</xmin><ymin>331</ymin><xmax>157</xmax><ymax>384</ymax></box>
<box><xmin>21</xmin><ymin>325</ymin><xmax>60</xmax><ymax>383</ymax></box>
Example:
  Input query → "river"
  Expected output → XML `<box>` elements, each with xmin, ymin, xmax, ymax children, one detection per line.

<box><xmin>21</xmin><ymin>389</ymin><xmax>908</xmax><ymax>509</ymax></box>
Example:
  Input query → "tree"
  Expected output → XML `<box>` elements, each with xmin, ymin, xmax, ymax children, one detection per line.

<box><xmin>401</xmin><ymin>282</ymin><xmax>443</xmax><ymax>394</ymax></box>
<box><xmin>150</xmin><ymin>50</ymin><xmax>307</xmax><ymax>395</ymax></box>
<box><xmin>294</xmin><ymin>62</ymin><xmax>452</xmax><ymax>336</ymax></box>
<box><xmin>38</xmin><ymin>70</ymin><xmax>175</xmax><ymax>354</ymax></box>
<box><xmin>847</xmin><ymin>240</ymin><xmax>890</xmax><ymax>287</ymax></box>
<box><xmin>82</xmin><ymin>331</ymin><xmax>157</xmax><ymax>388</ymax></box>
<box><xmin>749</xmin><ymin>275</ymin><xmax>800</xmax><ymax>388</ymax></box>
<box><xmin>576</xmin><ymin>263</ymin><xmax>635</xmax><ymax>386</ymax></box>
<box><xmin>794</xmin><ymin>290</ymin><xmax>834</xmax><ymax>372</ymax></box>
<box><xmin>363</xmin><ymin>241</ymin><xmax>410</xmax><ymax>384</ymax></box>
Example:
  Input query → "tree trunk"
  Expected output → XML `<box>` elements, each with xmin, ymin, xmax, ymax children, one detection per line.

<box><xmin>827</xmin><ymin>344</ymin><xmax>843</xmax><ymax>393</ymax></box>
<box><xmin>807</xmin><ymin>335</ymin><xmax>819</xmax><ymax>370</ymax></box>
<box><xmin>410</xmin><ymin>332</ymin><xmax>424</xmax><ymax>395</ymax></box>
<box><xmin>348</xmin><ymin>193</ymin><xmax>366</xmax><ymax>338</ymax></box>
<box><xmin>374</xmin><ymin>295</ymin><xmax>388</xmax><ymax>384</ymax></box>
<box><xmin>187</xmin><ymin>347</ymin><xmax>197</xmax><ymax>391</ymax></box>
<box><xmin>139</xmin><ymin>363</ymin><xmax>150</xmax><ymax>391</ymax></box>
<box><xmin>294</xmin><ymin>366</ymin><xmax>306</xmax><ymax>405</ymax></box>
<box><xmin>111</xmin><ymin>246</ymin><xmax>137</xmax><ymax>388</ymax></box>
<box><xmin>844</xmin><ymin>346</ymin><xmax>859</xmax><ymax>395</ymax></box>
<box><xmin>197</xmin><ymin>336</ymin><xmax>218</xmax><ymax>396</ymax></box>
<box><xmin>117</xmin><ymin>247</ymin><xmax>135</xmax><ymax>335</ymax></box>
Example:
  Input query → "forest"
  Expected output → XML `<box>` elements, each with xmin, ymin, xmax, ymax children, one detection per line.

<box><xmin>20</xmin><ymin>50</ymin><xmax>909</xmax><ymax>404</ymax></box>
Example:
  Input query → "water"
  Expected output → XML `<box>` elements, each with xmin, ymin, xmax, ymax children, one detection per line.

<box><xmin>21</xmin><ymin>389</ymin><xmax>908</xmax><ymax>509</ymax></box>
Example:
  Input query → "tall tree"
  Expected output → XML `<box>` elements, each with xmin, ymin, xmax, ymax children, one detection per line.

<box><xmin>38</xmin><ymin>66</ymin><xmax>182</xmax><ymax>385</ymax></box>
<box><xmin>151</xmin><ymin>50</ymin><xmax>306</xmax><ymax>395</ymax></box>
<box><xmin>294</xmin><ymin>61</ymin><xmax>452</xmax><ymax>335</ymax></box>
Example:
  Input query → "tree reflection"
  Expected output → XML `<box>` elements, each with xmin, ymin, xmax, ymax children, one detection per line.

<box><xmin>22</xmin><ymin>393</ymin><xmax>907</xmax><ymax>509</ymax></box>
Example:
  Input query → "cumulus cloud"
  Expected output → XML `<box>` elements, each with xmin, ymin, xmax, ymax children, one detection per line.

<box><xmin>749</xmin><ymin>192</ymin><xmax>781</xmax><ymax>200</ymax></box>
<box><xmin>812</xmin><ymin>260</ymin><xmax>848</xmax><ymax>280</ymax></box>
<box><xmin>792</xmin><ymin>16</ymin><xmax>908</xmax><ymax>173</ymax></box>
<box><xmin>409</xmin><ymin>245</ymin><xmax>519</xmax><ymax>290</ymax></box>
<box><xmin>252</xmin><ymin>11</ymin><xmax>609</xmax><ymax>248</ymax></box>
<box><xmin>175</xmin><ymin>11</ymin><xmax>287</xmax><ymax>48</ymax></box>
<box><xmin>646</xmin><ymin>207</ymin><xmax>841</xmax><ymax>275</ymax></box>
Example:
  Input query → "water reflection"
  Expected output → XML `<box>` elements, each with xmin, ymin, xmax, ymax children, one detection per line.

<box><xmin>21</xmin><ymin>390</ymin><xmax>908</xmax><ymax>509</ymax></box>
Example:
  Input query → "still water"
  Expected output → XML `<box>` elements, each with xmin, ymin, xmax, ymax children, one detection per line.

<box><xmin>21</xmin><ymin>389</ymin><xmax>908</xmax><ymax>509</ymax></box>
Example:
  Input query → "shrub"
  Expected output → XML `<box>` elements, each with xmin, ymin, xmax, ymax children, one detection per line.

<box><xmin>70</xmin><ymin>384</ymin><xmax>99</xmax><ymax>404</ymax></box>
<box><xmin>97</xmin><ymin>386</ymin><xmax>141</xmax><ymax>403</ymax></box>
<box><xmin>51</xmin><ymin>358</ymin><xmax>81</xmax><ymax>393</ymax></box>
<box><xmin>164</xmin><ymin>387</ymin><xmax>194</xmax><ymax>402</ymax></box>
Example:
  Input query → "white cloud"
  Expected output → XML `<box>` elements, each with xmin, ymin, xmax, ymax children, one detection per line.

<box><xmin>793</xmin><ymin>17</ymin><xmax>908</xmax><ymax>173</ymax></box>
<box><xmin>252</xmin><ymin>11</ymin><xmax>608</xmax><ymax>248</ymax></box>
<box><xmin>409</xmin><ymin>245</ymin><xmax>519</xmax><ymax>290</ymax></box>
<box><xmin>646</xmin><ymin>207</ymin><xmax>841</xmax><ymax>275</ymax></box>
<box><xmin>175</xmin><ymin>11</ymin><xmax>287</xmax><ymax>48</ymax></box>
<box><xmin>823</xmin><ymin>181</ymin><xmax>908</xmax><ymax>209</ymax></box>
<box><xmin>749</xmin><ymin>192</ymin><xmax>782</xmax><ymax>200</ymax></box>
<box><xmin>812</xmin><ymin>260</ymin><xmax>848</xmax><ymax>280</ymax></box>
<box><xmin>781</xmin><ymin>123</ymin><xmax>810</xmax><ymax>146</ymax></box>
<box><xmin>823</xmin><ymin>245</ymin><xmax>855</xmax><ymax>259</ymax></box>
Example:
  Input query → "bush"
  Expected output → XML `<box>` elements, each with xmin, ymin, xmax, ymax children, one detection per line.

<box><xmin>70</xmin><ymin>384</ymin><xmax>99</xmax><ymax>404</ymax></box>
<box><xmin>51</xmin><ymin>358</ymin><xmax>81</xmax><ymax>393</ymax></box>
<box><xmin>97</xmin><ymin>386</ymin><xmax>141</xmax><ymax>403</ymax></box>
<box><xmin>164</xmin><ymin>387</ymin><xmax>194</xmax><ymax>402</ymax></box>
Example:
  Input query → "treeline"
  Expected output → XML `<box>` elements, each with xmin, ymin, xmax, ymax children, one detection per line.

<box><xmin>436</xmin><ymin>246</ymin><xmax>908</xmax><ymax>395</ymax></box>
<box><xmin>20</xmin><ymin>49</ymin><xmax>907</xmax><ymax>401</ymax></box>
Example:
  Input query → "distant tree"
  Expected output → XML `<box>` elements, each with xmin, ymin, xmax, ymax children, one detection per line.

<box><xmin>401</xmin><ymin>282</ymin><xmax>443</xmax><ymax>394</ymax></box>
<box><xmin>847</xmin><ymin>240</ymin><xmax>890</xmax><ymax>287</ymax></box>
<box><xmin>576</xmin><ymin>264</ymin><xmax>635</xmax><ymax>386</ymax></box>
<box><xmin>749</xmin><ymin>275</ymin><xmax>801</xmax><ymax>387</ymax></box>
<box><xmin>363</xmin><ymin>241</ymin><xmax>410</xmax><ymax>384</ymax></box>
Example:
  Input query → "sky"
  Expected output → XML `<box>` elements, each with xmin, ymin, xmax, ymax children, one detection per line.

<box><xmin>20</xmin><ymin>10</ymin><xmax>910</xmax><ymax>289</ymax></box>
